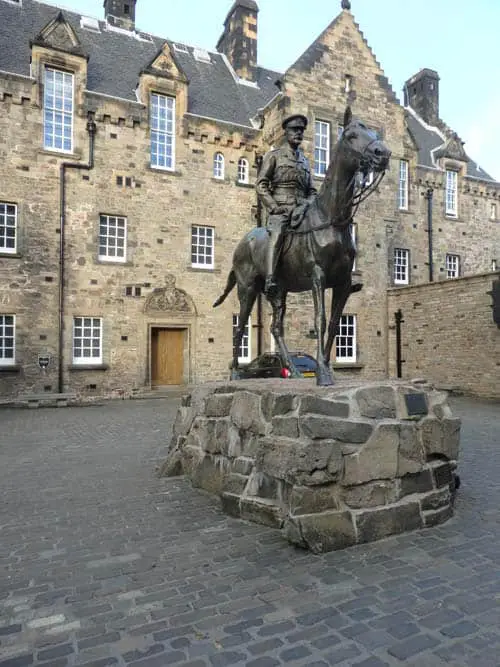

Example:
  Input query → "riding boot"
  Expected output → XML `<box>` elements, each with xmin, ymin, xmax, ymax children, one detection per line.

<box><xmin>265</xmin><ymin>229</ymin><xmax>281</xmax><ymax>297</ymax></box>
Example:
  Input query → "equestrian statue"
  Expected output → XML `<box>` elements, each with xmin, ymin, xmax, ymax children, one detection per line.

<box><xmin>213</xmin><ymin>106</ymin><xmax>391</xmax><ymax>386</ymax></box>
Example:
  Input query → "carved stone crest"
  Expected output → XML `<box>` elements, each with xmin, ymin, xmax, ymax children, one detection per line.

<box><xmin>145</xmin><ymin>274</ymin><xmax>195</xmax><ymax>314</ymax></box>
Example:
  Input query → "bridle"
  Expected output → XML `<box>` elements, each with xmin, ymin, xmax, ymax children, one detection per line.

<box><xmin>287</xmin><ymin>133</ymin><xmax>386</xmax><ymax>236</ymax></box>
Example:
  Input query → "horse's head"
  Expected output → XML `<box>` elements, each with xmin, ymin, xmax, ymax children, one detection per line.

<box><xmin>338</xmin><ymin>106</ymin><xmax>391</xmax><ymax>178</ymax></box>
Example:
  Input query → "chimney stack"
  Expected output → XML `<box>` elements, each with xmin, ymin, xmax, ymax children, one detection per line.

<box><xmin>404</xmin><ymin>68</ymin><xmax>440</xmax><ymax>126</ymax></box>
<box><xmin>216</xmin><ymin>0</ymin><xmax>259</xmax><ymax>82</ymax></box>
<box><xmin>104</xmin><ymin>0</ymin><xmax>137</xmax><ymax>31</ymax></box>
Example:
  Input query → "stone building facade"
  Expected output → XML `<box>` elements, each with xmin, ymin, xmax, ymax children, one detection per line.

<box><xmin>0</xmin><ymin>0</ymin><xmax>498</xmax><ymax>399</ymax></box>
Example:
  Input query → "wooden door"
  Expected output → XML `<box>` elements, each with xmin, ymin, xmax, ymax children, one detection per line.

<box><xmin>151</xmin><ymin>328</ymin><xmax>185</xmax><ymax>386</ymax></box>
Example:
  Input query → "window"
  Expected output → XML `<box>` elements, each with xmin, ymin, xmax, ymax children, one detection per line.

<box><xmin>237</xmin><ymin>158</ymin><xmax>249</xmax><ymax>184</ymax></box>
<box><xmin>336</xmin><ymin>314</ymin><xmax>357</xmax><ymax>363</ymax></box>
<box><xmin>491</xmin><ymin>203</ymin><xmax>497</xmax><ymax>221</ymax></box>
<box><xmin>446</xmin><ymin>254</ymin><xmax>460</xmax><ymax>278</ymax></box>
<box><xmin>344</xmin><ymin>74</ymin><xmax>352</xmax><ymax>93</ymax></box>
<box><xmin>191</xmin><ymin>225</ymin><xmax>214</xmax><ymax>268</ymax></box>
<box><xmin>445</xmin><ymin>170</ymin><xmax>458</xmax><ymax>217</ymax></box>
<box><xmin>0</xmin><ymin>202</ymin><xmax>16</xmax><ymax>254</ymax></box>
<box><xmin>213</xmin><ymin>152</ymin><xmax>225</xmax><ymax>179</ymax></box>
<box><xmin>99</xmin><ymin>215</ymin><xmax>127</xmax><ymax>262</ymax></box>
<box><xmin>233</xmin><ymin>314</ymin><xmax>251</xmax><ymax>364</ymax></box>
<box><xmin>73</xmin><ymin>317</ymin><xmax>102</xmax><ymax>365</ymax></box>
<box><xmin>43</xmin><ymin>68</ymin><xmax>74</xmax><ymax>152</ymax></box>
<box><xmin>337</xmin><ymin>125</ymin><xmax>344</xmax><ymax>142</ymax></box>
<box><xmin>314</xmin><ymin>120</ymin><xmax>330</xmax><ymax>177</ymax></box>
<box><xmin>399</xmin><ymin>160</ymin><xmax>409</xmax><ymax>210</ymax></box>
<box><xmin>394</xmin><ymin>248</ymin><xmax>410</xmax><ymax>285</ymax></box>
<box><xmin>150</xmin><ymin>93</ymin><xmax>175</xmax><ymax>170</ymax></box>
<box><xmin>0</xmin><ymin>315</ymin><xmax>15</xmax><ymax>366</ymax></box>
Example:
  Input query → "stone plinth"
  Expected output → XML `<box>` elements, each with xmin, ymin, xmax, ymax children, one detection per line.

<box><xmin>160</xmin><ymin>379</ymin><xmax>460</xmax><ymax>553</ymax></box>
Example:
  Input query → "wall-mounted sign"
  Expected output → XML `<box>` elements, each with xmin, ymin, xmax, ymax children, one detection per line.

<box><xmin>38</xmin><ymin>355</ymin><xmax>51</xmax><ymax>369</ymax></box>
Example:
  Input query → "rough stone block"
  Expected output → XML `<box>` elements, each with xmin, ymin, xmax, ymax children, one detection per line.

<box><xmin>355</xmin><ymin>386</ymin><xmax>396</xmax><ymax>419</ymax></box>
<box><xmin>272</xmin><ymin>416</ymin><xmax>299</xmax><ymax>438</ymax></box>
<box><xmin>398</xmin><ymin>423</ymin><xmax>425</xmax><ymax>475</ymax></box>
<box><xmin>172</xmin><ymin>405</ymin><xmax>196</xmax><ymax>439</ymax></box>
<box><xmin>428</xmin><ymin>391</ymin><xmax>452</xmax><ymax>419</ymax></box>
<box><xmin>240</xmin><ymin>497</ymin><xmax>285</xmax><ymax>529</ymax></box>
<box><xmin>420</xmin><ymin>417</ymin><xmax>461</xmax><ymax>461</ymax></box>
<box><xmin>343</xmin><ymin>480</ymin><xmax>399</xmax><ymax>509</ymax></box>
<box><xmin>342</xmin><ymin>423</ymin><xmax>399</xmax><ymax>485</ymax></box>
<box><xmin>230</xmin><ymin>391</ymin><xmax>267</xmax><ymax>435</ymax></box>
<box><xmin>246</xmin><ymin>471</ymin><xmax>285</xmax><ymax>501</ymax></box>
<box><xmin>289</xmin><ymin>484</ymin><xmax>340</xmax><ymax>514</ymax></box>
<box><xmin>233</xmin><ymin>456</ymin><xmax>254</xmax><ymax>476</ymax></box>
<box><xmin>284</xmin><ymin>511</ymin><xmax>357</xmax><ymax>553</ymax></box>
<box><xmin>223</xmin><ymin>473</ymin><xmax>249</xmax><ymax>495</ymax></box>
<box><xmin>299</xmin><ymin>395</ymin><xmax>349</xmax><ymax>418</ymax></box>
<box><xmin>180</xmin><ymin>444</ymin><xmax>205</xmax><ymax>477</ymax></box>
<box><xmin>205</xmin><ymin>393</ymin><xmax>233</xmax><ymax>417</ymax></box>
<box><xmin>240</xmin><ymin>432</ymin><xmax>260</xmax><ymax>457</ymax></box>
<box><xmin>355</xmin><ymin>501</ymin><xmax>423</xmax><ymax>544</ymax></box>
<box><xmin>261</xmin><ymin>392</ymin><xmax>297</xmax><ymax>419</ymax></box>
<box><xmin>400</xmin><ymin>469</ymin><xmax>434</xmax><ymax>497</ymax></box>
<box><xmin>219</xmin><ymin>421</ymin><xmax>242</xmax><ymax>459</ymax></box>
<box><xmin>191</xmin><ymin>455</ymin><xmax>230</xmax><ymax>495</ymax></box>
<box><xmin>420</xmin><ymin>488</ymin><xmax>450</xmax><ymax>511</ymax></box>
<box><xmin>432</xmin><ymin>461</ymin><xmax>453</xmax><ymax>488</ymax></box>
<box><xmin>221</xmin><ymin>492</ymin><xmax>241</xmax><ymax>518</ymax></box>
<box><xmin>423</xmin><ymin>505</ymin><xmax>453</xmax><ymax>528</ymax></box>
<box><xmin>158</xmin><ymin>448</ymin><xmax>183</xmax><ymax>477</ymax></box>
<box><xmin>300</xmin><ymin>415</ymin><xmax>373</xmax><ymax>442</ymax></box>
<box><xmin>256</xmin><ymin>437</ymin><xmax>342</xmax><ymax>486</ymax></box>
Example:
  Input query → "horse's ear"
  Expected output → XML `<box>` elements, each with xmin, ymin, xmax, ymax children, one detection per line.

<box><xmin>343</xmin><ymin>106</ymin><xmax>352</xmax><ymax>128</ymax></box>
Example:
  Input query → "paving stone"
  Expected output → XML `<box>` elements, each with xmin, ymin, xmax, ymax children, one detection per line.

<box><xmin>440</xmin><ymin>620</ymin><xmax>480</xmax><ymax>638</ymax></box>
<box><xmin>279</xmin><ymin>644</ymin><xmax>312</xmax><ymax>662</ymax></box>
<box><xmin>387</xmin><ymin>633</ymin><xmax>441</xmax><ymax>660</ymax></box>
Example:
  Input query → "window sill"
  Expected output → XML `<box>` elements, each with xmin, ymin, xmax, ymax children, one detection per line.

<box><xmin>234</xmin><ymin>181</ymin><xmax>254</xmax><ymax>189</ymax></box>
<box><xmin>0</xmin><ymin>251</ymin><xmax>21</xmax><ymax>258</ymax></box>
<box><xmin>398</xmin><ymin>208</ymin><xmax>412</xmax><ymax>215</ymax></box>
<box><xmin>211</xmin><ymin>177</ymin><xmax>229</xmax><ymax>184</ymax></box>
<box><xmin>332</xmin><ymin>362</ymin><xmax>365</xmax><ymax>370</ymax></box>
<box><xmin>38</xmin><ymin>149</ymin><xmax>82</xmax><ymax>160</ymax></box>
<box><xmin>187</xmin><ymin>265</ymin><xmax>221</xmax><ymax>274</ymax></box>
<box><xmin>148</xmin><ymin>166</ymin><xmax>182</xmax><ymax>177</ymax></box>
<box><xmin>97</xmin><ymin>259</ymin><xmax>131</xmax><ymax>266</ymax></box>
<box><xmin>68</xmin><ymin>364</ymin><xmax>109</xmax><ymax>372</ymax></box>
<box><xmin>0</xmin><ymin>364</ymin><xmax>21</xmax><ymax>373</ymax></box>
<box><xmin>393</xmin><ymin>282</ymin><xmax>410</xmax><ymax>287</ymax></box>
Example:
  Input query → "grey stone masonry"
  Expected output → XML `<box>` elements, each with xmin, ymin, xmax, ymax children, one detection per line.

<box><xmin>161</xmin><ymin>378</ymin><xmax>461</xmax><ymax>552</ymax></box>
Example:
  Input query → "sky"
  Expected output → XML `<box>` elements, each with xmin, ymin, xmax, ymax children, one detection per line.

<box><xmin>52</xmin><ymin>0</ymin><xmax>499</xmax><ymax>180</ymax></box>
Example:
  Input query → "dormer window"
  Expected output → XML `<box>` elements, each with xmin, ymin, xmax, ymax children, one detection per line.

<box><xmin>43</xmin><ymin>67</ymin><xmax>74</xmax><ymax>153</ymax></box>
<box><xmin>124</xmin><ymin>3</ymin><xmax>130</xmax><ymax>14</ymax></box>
<box><xmin>445</xmin><ymin>170</ymin><xmax>458</xmax><ymax>217</ymax></box>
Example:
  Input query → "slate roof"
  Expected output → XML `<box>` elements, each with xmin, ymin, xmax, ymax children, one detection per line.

<box><xmin>0</xmin><ymin>0</ymin><xmax>496</xmax><ymax>182</ymax></box>
<box><xmin>0</xmin><ymin>0</ymin><xmax>280</xmax><ymax>127</ymax></box>
<box><xmin>405</xmin><ymin>109</ymin><xmax>496</xmax><ymax>182</ymax></box>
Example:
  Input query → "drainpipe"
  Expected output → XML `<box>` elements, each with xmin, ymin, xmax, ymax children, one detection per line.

<box><xmin>58</xmin><ymin>115</ymin><xmax>97</xmax><ymax>393</ymax></box>
<box><xmin>424</xmin><ymin>187</ymin><xmax>434</xmax><ymax>282</ymax></box>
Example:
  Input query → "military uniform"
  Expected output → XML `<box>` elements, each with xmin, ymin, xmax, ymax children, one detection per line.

<box><xmin>256</xmin><ymin>114</ymin><xmax>317</xmax><ymax>294</ymax></box>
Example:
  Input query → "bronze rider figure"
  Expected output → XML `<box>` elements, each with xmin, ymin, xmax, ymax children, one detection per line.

<box><xmin>256</xmin><ymin>114</ymin><xmax>317</xmax><ymax>297</ymax></box>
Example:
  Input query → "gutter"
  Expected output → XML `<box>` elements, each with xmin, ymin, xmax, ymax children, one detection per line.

<box><xmin>58</xmin><ymin>116</ymin><xmax>97</xmax><ymax>393</ymax></box>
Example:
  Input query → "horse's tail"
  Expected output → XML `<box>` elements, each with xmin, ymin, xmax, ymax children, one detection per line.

<box><xmin>213</xmin><ymin>269</ymin><xmax>237</xmax><ymax>307</ymax></box>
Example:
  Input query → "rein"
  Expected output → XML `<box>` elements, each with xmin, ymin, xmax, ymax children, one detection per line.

<box><xmin>287</xmin><ymin>168</ymin><xmax>385</xmax><ymax>237</ymax></box>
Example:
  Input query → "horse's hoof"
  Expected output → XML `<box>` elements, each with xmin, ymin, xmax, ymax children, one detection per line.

<box><xmin>316</xmin><ymin>370</ymin><xmax>334</xmax><ymax>386</ymax></box>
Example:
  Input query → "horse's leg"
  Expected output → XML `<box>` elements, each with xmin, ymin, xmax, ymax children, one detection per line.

<box><xmin>311</xmin><ymin>268</ymin><xmax>333</xmax><ymax>386</ymax></box>
<box><xmin>268</xmin><ymin>290</ymin><xmax>301</xmax><ymax>378</ymax></box>
<box><xmin>231</xmin><ymin>282</ymin><xmax>258</xmax><ymax>379</ymax></box>
<box><xmin>324</xmin><ymin>281</ymin><xmax>353</xmax><ymax>367</ymax></box>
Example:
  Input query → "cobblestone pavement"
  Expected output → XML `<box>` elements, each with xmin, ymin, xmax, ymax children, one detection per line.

<box><xmin>0</xmin><ymin>395</ymin><xmax>499</xmax><ymax>667</ymax></box>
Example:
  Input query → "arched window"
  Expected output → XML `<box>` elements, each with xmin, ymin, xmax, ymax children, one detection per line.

<box><xmin>237</xmin><ymin>157</ymin><xmax>249</xmax><ymax>184</ymax></box>
<box><xmin>213</xmin><ymin>152</ymin><xmax>224</xmax><ymax>179</ymax></box>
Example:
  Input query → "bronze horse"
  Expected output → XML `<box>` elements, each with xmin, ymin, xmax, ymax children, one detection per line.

<box><xmin>213</xmin><ymin>107</ymin><xmax>391</xmax><ymax>386</ymax></box>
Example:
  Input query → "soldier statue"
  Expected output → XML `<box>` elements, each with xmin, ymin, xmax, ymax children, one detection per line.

<box><xmin>256</xmin><ymin>114</ymin><xmax>317</xmax><ymax>297</ymax></box>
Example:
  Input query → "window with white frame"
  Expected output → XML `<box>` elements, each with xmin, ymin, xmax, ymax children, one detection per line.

<box><xmin>314</xmin><ymin>120</ymin><xmax>330</xmax><ymax>177</ymax></box>
<box><xmin>491</xmin><ymin>203</ymin><xmax>497</xmax><ymax>221</ymax></box>
<box><xmin>445</xmin><ymin>169</ymin><xmax>458</xmax><ymax>217</ymax></box>
<box><xmin>150</xmin><ymin>93</ymin><xmax>175</xmax><ymax>170</ymax></box>
<box><xmin>336</xmin><ymin>314</ymin><xmax>357</xmax><ymax>363</ymax></box>
<box><xmin>99</xmin><ymin>215</ymin><xmax>127</xmax><ymax>262</ymax></box>
<box><xmin>394</xmin><ymin>248</ymin><xmax>410</xmax><ymax>284</ymax></box>
<box><xmin>213</xmin><ymin>152</ymin><xmax>224</xmax><ymax>179</ymax></box>
<box><xmin>72</xmin><ymin>317</ymin><xmax>102</xmax><ymax>365</ymax></box>
<box><xmin>191</xmin><ymin>225</ymin><xmax>214</xmax><ymax>268</ymax></box>
<box><xmin>237</xmin><ymin>157</ymin><xmax>249</xmax><ymax>184</ymax></box>
<box><xmin>232</xmin><ymin>314</ymin><xmax>251</xmax><ymax>363</ymax></box>
<box><xmin>337</xmin><ymin>125</ymin><xmax>344</xmax><ymax>142</ymax></box>
<box><xmin>446</xmin><ymin>253</ymin><xmax>460</xmax><ymax>278</ymax></box>
<box><xmin>399</xmin><ymin>159</ymin><xmax>409</xmax><ymax>210</ymax></box>
<box><xmin>0</xmin><ymin>315</ymin><xmax>15</xmax><ymax>366</ymax></box>
<box><xmin>43</xmin><ymin>68</ymin><xmax>74</xmax><ymax>152</ymax></box>
<box><xmin>0</xmin><ymin>202</ymin><xmax>17</xmax><ymax>254</ymax></box>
